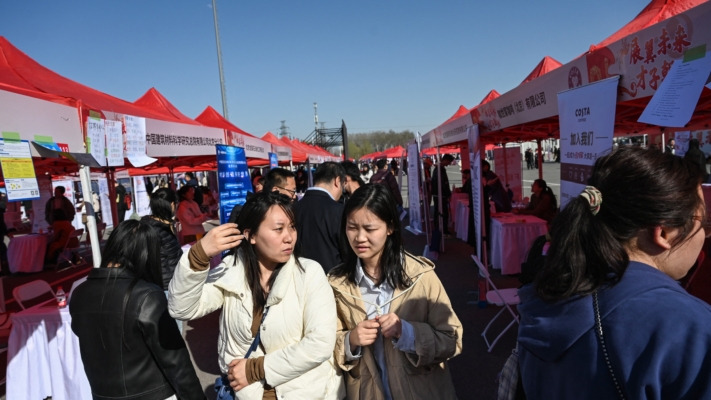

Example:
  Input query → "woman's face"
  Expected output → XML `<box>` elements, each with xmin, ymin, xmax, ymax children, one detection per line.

<box><xmin>185</xmin><ymin>187</ymin><xmax>195</xmax><ymax>201</ymax></box>
<box><xmin>532</xmin><ymin>183</ymin><xmax>541</xmax><ymax>194</ymax></box>
<box><xmin>255</xmin><ymin>183</ymin><xmax>263</xmax><ymax>193</ymax></box>
<box><xmin>346</xmin><ymin>207</ymin><xmax>392</xmax><ymax>266</ymax></box>
<box><xmin>661</xmin><ymin>188</ymin><xmax>708</xmax><ymax>279</ymax></box>
<box><xmin>248</xmin><ymin>205</ymin><xmax>297</xmax><ymax>267</ymax></box>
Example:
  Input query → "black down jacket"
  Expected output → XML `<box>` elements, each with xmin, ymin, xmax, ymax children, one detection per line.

<box><xmin>70</xmin><ymin>268</ymin><xmax>205</xmax><ymax>400</ymax></box>
<box><xmin>142</xmin><ymin>216</ymin><xmax>183</xmax><ymax>290</ymax></box>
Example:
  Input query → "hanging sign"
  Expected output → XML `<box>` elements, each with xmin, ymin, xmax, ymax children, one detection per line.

<box><xmin>106</xmin><ymin>120</ymin><xmax>124</xmax><ymax>167</ymax></box>
<box><xmin>406</xmin><ymin>141</ymin><xmax>422</xmax><ymax>235</ymax></box>
<box><xmin>123</xmin><ymin>115</ymin><xmax>156</xmax><ymax>167</ymax></box>
<box><xmin>132</xmin><ymin>177</ymin><xmax>151</xmax><ymax>217</ymax></box>
<box><xmin>492</xmin><ymin>146</ymin><xmax>523</xmax><ymax>202</ymax></box>
<box><xmin>216</xmin><ymin>145</ymin><xmax>252</xmax><ymax>224</ymax></box>
<box><xmin>243</xmin><ymin>135</ymin><xmax>270</xmax><ymax>160</ymax></box>
<box><xmin>274</xmin><ymin>145</ymin><xmax>292</xmax><ymax>162</ymax></box>
<box><xmin>558</xmin><ymin>76</ymin><xmax>618</xmax><ymax>208</ymax></box>
<box><xmin>268</xmin><ymin>153</ymin><xmax>278</xmax><ymax>169</ymax></box>
<box><xmin>0</xmin><ymin>138</ymin><xmax>40</xmax><ymax>201</ymax></box>
<box><xmin>674</xmin><ymin>131</ymin><xmax>691</xmax><ymax>156</ymax></box>
<box><xmin>86</xmin><ymin>118</ymin><xmax>107</xmax><ymax>167</ymax></box>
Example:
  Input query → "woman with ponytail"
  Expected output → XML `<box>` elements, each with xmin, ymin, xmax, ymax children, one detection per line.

<box><xmin>515</xmin><ymin>179</ymin><xmax>557</xmax><ymax>225</ymax></box>
<box><xmin>517</xmin><ymin>147</ymin><xmax>711</xmax><ymax>399</ymax></box>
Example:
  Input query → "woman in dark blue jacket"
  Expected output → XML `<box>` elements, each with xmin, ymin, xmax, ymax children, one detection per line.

<box><xmin>518</xmin><ymin>147</ymin><xmax>711</xmax><ymax>399</ymax></box>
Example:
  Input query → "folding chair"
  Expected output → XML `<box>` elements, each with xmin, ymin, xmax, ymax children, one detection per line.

<box><xmin>472</xmin><ymin>255</ymin><xmax>520</xmax><ymax>352</ymax></box>
<box><xmin>12</xmin><ymin>280</ymin><xmax>55</xmax><ymax>310</ymax></box>
<box><xmin>57</xmin><ymin>228</ymin><xmax>85</xmax><ymax>269</ymax></box>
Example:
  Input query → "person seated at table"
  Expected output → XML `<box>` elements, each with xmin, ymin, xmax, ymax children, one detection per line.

<box><xmin>482</xmin><ymin>160</ymin><xmax>511</xmax><ymax>212</ymax></box>
<box><xmin>514</xmin><ymin>179</ymin><xmax>557</xmax><ymax>225</ymax></box>
<box><xmin>455</xmin><ymin>169</ymin><xmax>471</xmax><ymax>194</ymax></box>
<box><xmin>70</xmin><ymin>219</ymin><xmax>205</xmax><ymax>400</ymax></box>
<box><xmin>46</xmin><ymin>209</ymin><xmax>79</xmax><ymax>263</ymax></box>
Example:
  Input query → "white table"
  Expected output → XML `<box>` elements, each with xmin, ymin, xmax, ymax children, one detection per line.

<box><xmin>454</xmin><ymin>198</ymin><xmax>470</xmax><ymax>241</ymax></box>
<box><xmin>8</xmin><ymin>234</ymin><xmax>49</xmax><ymax>273</ymax></box>
<box><xmin>490</xmin><ymin>214</ymin><xmax>548</xmax><ymax>275</ymax></box>
<box><xmin>449</xmin><ymin>193</ymin><xmax>469</xmax><ymax>232</ymax></box>
<box><xmin>7</xmin><ymin>300</ymin><xmax>92</xmax><ymax>400</ymax></box>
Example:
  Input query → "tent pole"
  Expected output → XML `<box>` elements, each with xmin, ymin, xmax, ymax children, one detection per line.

<box><xmin>168</xmin><ymin>167</ymin><xmax>176</xmax><ymax>190</ymax></box>
<box><xmin>662</xmin><ymin>133</ymin><xmax>666</xmax><ymax>153</ymax></box>
<box><xmin>79</xmin><ymin>165</ymin><xmax>101</xmax><ymax>268</ymax></box>
<box><xmin>107</xmin><ymin>169</ymin><xmax>119</xmax><ymax>228</ymax></box>
<box><xmin>502</xmin><ymin>144</ymin><xmax>509</xmax><ymax>187</ymax></box>
<box><xmin>436</xmin><ymin>147</ymin><xmax>445</xmax><ymax>253</ymax></box>
<box><xmin>537</xmin><ymin>139</ymin><xmax>543</xmax><ymax>180</ymax></box>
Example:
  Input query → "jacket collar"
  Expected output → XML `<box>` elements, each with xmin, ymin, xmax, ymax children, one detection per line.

<box><xmin>87</xmin><ymin>267</ymin><xmax>136</xmax><ymax>280</ymax></box>
<box><xmin>305</xmin><ymin>187</ymin><xmax>335</xmax><ymax>201</ymax></box>
<box><xmin>212</xmin><ymin>249</ymin><xmax>298</xmax><ymax>309</ymax></box>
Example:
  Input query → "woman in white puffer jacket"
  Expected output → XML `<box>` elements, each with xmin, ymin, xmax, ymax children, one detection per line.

<box><xmin>169</xmin><ymin>191</ymin><xmax>344</xmax><ymax>400</ymax></box>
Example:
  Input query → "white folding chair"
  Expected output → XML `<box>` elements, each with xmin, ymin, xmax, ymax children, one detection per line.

<box><xmin>472</xmin><ymin>255</ymin><xmax>520</xmax><ymax>352</ymax></box>
<box><xmin>57</xmin><ymin>228</ymin><xmax>85</xmax><ymax>268</ymax></box>
<box><xmin>12</xmin><ymin>280</ymin><xmax>55</xmax><ymax>310</ymax></box>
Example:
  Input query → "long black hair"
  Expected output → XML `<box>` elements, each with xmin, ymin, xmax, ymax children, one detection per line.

<box><xmin>331</xmin><ymin>183</ymin><xmax>411</xmax><ymax>290</ymax></box>
<box><xmin>149</xmin><ymin>188</ymin><xmax>177</xmax><ymax>222</ymax></box>
<box><xmin>227</xmin><ymin>191</ymin><xmax>302</xmax><ymax>313</ymax></box>
<box><xmin>100</xmin><ymin>219</ymin><xmax>162</xmax><ymax>347</ymax></box>
<box><xmin>536</xmin><ymin>147</ymin><xmax>704</xmax><ymax>302</ymax></box>
<box><xmin>533</xmin><ymin>179</ymin><xmax>557</xmax><ymax>209</ymax></box>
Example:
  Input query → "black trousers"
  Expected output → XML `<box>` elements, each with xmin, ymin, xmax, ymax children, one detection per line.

<box><xmin>433</xmin><ymin>195</ymin><xmax>450</xmax><ymax>234</ymax></box>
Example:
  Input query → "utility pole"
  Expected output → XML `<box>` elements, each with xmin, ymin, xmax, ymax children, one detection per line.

<box><xmin>279</xmin><ymin>120</ymin><xmax>291</xmax><ymax>138</ymax></box>
<box><xmin>212</xmin><ymin>0</ymin><xmax>229</xmax><ymax>119</ymax></box>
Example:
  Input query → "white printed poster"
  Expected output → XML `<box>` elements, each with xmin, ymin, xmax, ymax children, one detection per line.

<box><xmin>558</xmin><ymin>76</ymin><xmax>618</xmax><ymax>208</ymax></box>
<box><xmin>132</xmin><ymin>177</ymin><xmax>151</xmax><ymax>217</ymax></box>
<box><xmin>674</xmin><ymin>131</ymin><xmax>691</xmax><ymax>157</ymax></box>
<box><xmin>406</xmin><ymin>141</ymin><xmax>422</xmax><ymax>235</ymax></box>
<box><xmin>492</xmin><ymin>146</ymin><xmax>523</xmax><ymax>202</ymax></box>
<box><xmin>106</xmin><ymin>120</ymin><xmax>124</xmax><ymax>167</ymax></box>
<box><xmin>98</xmin><ymin>178</ymin><xmax>113</xmax><ymax>228</ymax></box>
<box><xmin>123</xmin><ymin>115</ymin><xmax>156</xmax><ymax>167</ymax></box>
<box><xmin>0</xmin><ymin>139</ymin><xmax>40</xmax><ymax>202</ymax></box>
<box><xmin>467</xmin><ymin>125</ymin><xmax>482</xmax><ymax>259</ymax></box>
<box><xmin>86</xmin><ymin>118</ymin><xmax>106</xmax><ymax>167</ymax></box>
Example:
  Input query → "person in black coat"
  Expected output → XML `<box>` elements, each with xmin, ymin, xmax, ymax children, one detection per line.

<box><xmin>115</xmin><ymin>181</ymin><xmax>128</xmax><ymax>223</ymax></box>
<box><xmin>684</xmin><ymin>138</ymin><xmax>709</xmax><ymax>182</ymax></box>
<box><xmin>293</xmin><ymin>162</ymin><xmax>346</xmax><ymax>273</ymax></box>
<box><xmin>142</xmin><ymin>188</ymin><xmax>182</xmax><ymax>291</ymax></box>
<box><xmin>70</xmin><ymin>219</ymin><xmax>205</xmax><ymax>400</ymax></box>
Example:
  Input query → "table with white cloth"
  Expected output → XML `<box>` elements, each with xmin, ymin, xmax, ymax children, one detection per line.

<box><xmin>449</xmin><ymin>193</ymin><xmax>469</xmax><ymax>232</ymax></box>
<box><xmin>8</xmin><ymin>233</ymin><xmax>49</xmax><ymax>273</ymax></box>
<box><xmin>490</xmin><ymin>214</ymin><xmax>548</xmax><ymax>275</ymax></box>
<box><xmin>7</xmin><ymin>300</ymin><xmax>92</xmax><ymax>400</ymax></box>
<box><xmin>453</xmin><ymin>198</ymin><xmax>470</xmax><ymax>241</ymax></box>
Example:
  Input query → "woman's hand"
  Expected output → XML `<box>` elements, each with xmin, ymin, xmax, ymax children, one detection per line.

<box><xmin>200</xmin><ymin>223</ymin><xmax>243</xmax><ymax>258</ymax></box>
<box><xmin>227</xmin><ymin>358</ymin><xmax>249</xmax><ymax>392</ymax></box>
<box><xmin>349</xmin><ymin>319</ymin><xmax>380</xmax><ymax>347</ymax></box>
<box><xmin>378</xmin><ymin>313</ymin><xmax>402</xmax><ymax>339</ymax></box>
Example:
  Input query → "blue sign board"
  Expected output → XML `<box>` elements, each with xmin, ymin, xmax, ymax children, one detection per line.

<box><xmin>216</xmin><ymin>144</ymin><xmax>252</xmax><ymax>224</ymax></box>
<box><xmin>268</xmin><ymin>152</ymin><xmax>278</xmax><ymax>170</ymax></box>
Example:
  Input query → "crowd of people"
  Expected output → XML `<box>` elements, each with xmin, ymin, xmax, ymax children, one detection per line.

<box><xmin>64</xmin><ymin>146</ymin><xmax>711</xmax><ymax>400</ymax></box>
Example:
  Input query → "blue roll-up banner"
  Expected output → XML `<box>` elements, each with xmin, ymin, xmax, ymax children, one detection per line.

<box><xmin>268</xmin><ymin>152</ymin><xmax>278</xmax><ymax>169</ymax></box>
<box><xmin>216</xmin><ymin>144</ymin><xmax>252</xmax><ymax>224</ymax></box>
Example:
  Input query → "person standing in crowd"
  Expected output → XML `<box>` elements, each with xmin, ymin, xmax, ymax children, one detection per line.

<box><xmin>402</xmin><ymin>157</ymin><xmax>408</xmax><ymax>176</ymax></box>
<box><xmin>481</xmin><ymin>160</ymin><xmax>512</xmax><ymax>212</ymax></box>
<box><xmin>70</xmin><ymin>219</ymin><xmax>204</xmax><ymax>400</ymax></box>
<box><xmin>431</xmin><ymin>154</ymin><xmax>454</xmax><ymax>236</ymax></box>
<box><xmin>253</xmin><ymin>176</ymin><xmax>265</xmax><ymax>193</ymax></box>
<box><xmin>45</xmin><ymin>185</ymin><xmax>76</xmax><ymax>225</ymax></box>
<box><xmin>142</xmin><ymin>188</ymin><xmax>182</xmax><ymax>295</ymax></box>
<box><xmin>262</xmin><ymin>167</ymin><xmax>297</xmax><ymax>201</ymax></box>
<box><xmin>176</xmin><ymin>185</ymin><xmax>210</xmax><ymax>245</ymax></box>
<box><xmin>294</xmin><ymin>162</ymin><xmax>346</xmax><ymax>273</ymax></box>
<box><xmin>665</xmin><ymin>138</ymin><xmax>676</xmax><ymax>154</ymax></box>
<box><xmin>525</xmin><ymin>149</ymin><xmax>533</xmax><ymax>170</ymax></box>
<box><xmin>184</xmin><ymin>172</ymin><xmax>203</xmax><ymax>207</ymax></box>
<box><xmin>423</xmin><ymin>157</ymin><xmax>433</xmax><ymax>206</ymax></box>
<box><xmin>145</xmin><ymin>177</ymin><xmax>154</xmax><ymax>196</ymax></box>
<box><xmin>329</xmin><ymin>184</ymin><xmax>462</xmax><ymax>400</ymax></box>
<box><xmin>341</xmin><ymin>161</ymin><xmax>365</xmax><ymax>199</ymax></box>
<box><xmin>295</xmin><ymin>168</ymin><xmax>308</xmax><ymax>193</ymax></box>
<box><xmin>685</xmin><ymin>138</ymin><xmax>709</xmax><ymax>182</ymax></box>
<box><xmin>514</xmin><ymin>179</ymin><xmax>557</xmax><ymax>226</ymax></box>
<box><xmin>115</xmin><ymin>181</ymin><xmax>128</xmax><ymax>223</ymax></box>
<box><xmin>517</xmin><ymin>147</ymin><xmax>711</xmax><ymax>399</ymax></box>
<box><xmin>370</xmin><ymin>159</ymin><xmax>403</xmax><ymax>208</ymax></box>
<box><xmin>169</xmin><ymin>192</ymin><xmax>343</xmax><ymax>399</ymax></box>
<box><xmin>390</xmin><ymin>158</ymin><xmax>399</xmax><ymax>176</ymax></box>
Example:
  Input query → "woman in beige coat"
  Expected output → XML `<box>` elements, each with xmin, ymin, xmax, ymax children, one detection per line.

<box><xmin>328</xmin><ymin>184</ymin><xmax>463</xmax><ymax>400</ymax></box>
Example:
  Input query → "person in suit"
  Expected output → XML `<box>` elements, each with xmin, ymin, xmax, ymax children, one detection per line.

<box><xmin>294</xmin><ymin>162</ymin><xmax>346</xmax><ymax>273</ymax></box>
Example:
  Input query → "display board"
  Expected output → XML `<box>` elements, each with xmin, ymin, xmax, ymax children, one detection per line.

<box><xmin>674</xmin><ymin>131</ymin><xmax>691</xmax><ymax>157</ymax></box>
<box><xmin>558</xmin><ymin>77</ymin><xmax>618</xmax><ymax>208</ymax></box>
<box><xmin>98</xmin><ymin>178</ymin><xmax>113</xmax><ymax>228</ymax></box>
<box><xmin>468</xmin><ymin>126</ymin><xmax>482</xmax><ymax>260</ymax></box>
<box><xmin>132</xmin><ymin>177</ymin><xmax>151</xmax><ymax>217</ymax></box>
<box><xmin>406</xmin><ymin>141</ymin><xmax>422</xmax><ymax>235</ymax></box>
<box><xmin>105</xmin><ymin>120</ymin><xmax>124</xmax><ymax>167</ymax></box>
<box><xmin>0</xmin><ymin>139</ymin><xmax>40</xmax><ymax>202</ymax></box>
<box><xmin>492</xmin><ymin>146</ymin><xmax>523</xmax><ymax>202</ymax></box>
<box><xmin>86</xmin><ymin>118</ymin><xmax>106</xmax><ymax>167</ymax></box>
<box><xmin>269</xmin><ymin>153</ymin><xmax>278</xmax><ymax>170</ymax></box>
<box><xmin>216</xmin><ymin>145</ymin><xmax>252</xmax><ymax>225</ymax></box>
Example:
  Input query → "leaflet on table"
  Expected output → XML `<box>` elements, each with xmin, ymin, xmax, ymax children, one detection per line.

<box><xmin>105</xmin><ymin>120</ymin><xmax>124</xmax><ymax>166</ymax></box>
<box><xmin>638</xmin><ymin>46</ymin><xmax>711</xmax><ymax>127</ymax></box>
<box><xmin>98</xmin><ymin>178</ymin><xmax>113</xmax><ymax>228</ymax></box>
<box><xmin>132</xmin><ymin>177</ymin><xmax>151</xmax><ymax>217</ymax></box>
<box><xmin>86</xmin><ymin>118</ymin><xmax>107</xmax><ymax>167</ymax></box>
<box><xmin>268</xmin><ymin>152</ymin><xmax>278</xmax><ymax>169</ymax></box>
<box><xmin>0</xmin><ymin>138</ymin><xmax>40</xmax><ymax>202</ymax></box>
<box><xmin>216</xmin><ymin>145</ymin><xmax>252</xmax><ymax>225</ymax></box>
<box><xmin>123</xmin><ymin>115</ymin><xmax>156</xmax><ymax>167</ymax></box>
<box><xmin>468</xmin><ymin>126</ymin><xmax>482</xmax><ymax>260</ymax></box>
<box><xmin>406</xmin><ymin>140</ymin><xmax>422</xmax><ymax>235</ymax></box>
<box><xmin>558</xmin><ymin>76</ymin><xmax>618</xmax><ymax>209</ymax></box>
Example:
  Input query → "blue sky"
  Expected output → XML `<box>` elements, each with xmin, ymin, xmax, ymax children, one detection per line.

<box><xmin>0</xmin><ymin>0</ymin><xmax>649</xmax><ymax>138</ymax></box>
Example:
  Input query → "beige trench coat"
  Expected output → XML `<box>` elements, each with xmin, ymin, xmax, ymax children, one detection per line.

<box><xmin>328</xmin><ymin>253</ymin><xmax>463</xmax><ymax>400</ymax></box>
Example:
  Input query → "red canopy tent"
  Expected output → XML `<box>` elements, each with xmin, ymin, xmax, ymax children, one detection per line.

<box><xmin>359</xmin><ymin>151</ymin><xmax>382</xmax><ymax>161</ymax></box>
<box><xmin>374</xmin><ymin>145</ymin><xmax>407</xmax><ymax>159</ymax></box>
<box><xmin>194</xmin><ymin>106</ymin><xmax>269</xmax><ymax>167</ymax></box>
<box><xmin>134</xmin><ymin>88</ymin><xmax>202</xmax><ymax>126</ymax></box>
<box><xmin>520</xmin><ymin>56</ymin><xmax>562</xmax><ymax>85</ymax></box>
<box><xmin>261</xmin><ymin>132</ymin><xmax>306</xmax><ymax>164</ymax></box>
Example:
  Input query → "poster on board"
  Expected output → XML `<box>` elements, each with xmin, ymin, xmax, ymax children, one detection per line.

<box><xmin>492</xmin><ymin>146</ymin><xmax>523</xmax><ymax>202</ymax></box>
<box><xmin>216</xmin><ymin>145</ymin><xmax>252</xmax><ymax>225</ymax></box>
<box><xmin>86</xmin><ymin>118</ymin><xmax>106</xmax><ymax>167</ymax></box>
<box><xmin>123</xmin><ymin>115</ymin><xmax>156</xmax><ymax>167</ymax></box>
<box><xmin>558</xmin><ymin>76</ymin><xmax>618</xmax><ymax>208</ymax></box>
<box><xmin>98</xmin><ymin>178</ymin><xmax>113</xmax><ymax>228</ymax></box>
<box><xmin>106</xmin><ymin>120</ymin><xmax>124</xmax><ymax>167</ymax></box>
<box><xmin>0</xmin><ymin>139</ymin><xmax>40</xmax><ymax>202</ymax></box>
<box><xmin>467</xmin><ymin>125</ymin><xmax>482</xmax><ymax>260</ymax></box>
<box><xmin>269</xmin><ymin>153</ymin><xmax>278</xmax><ymax>170</ymax></box>
<box><xmin>132</xmin><ymin>177</ymin><xmax>151</xmax><ymax>217</ymax></box>
<box><xmin>674</xmin><ymin>131</ymin><xmax>691</xmax><ymax>157</ymax></box>
<box><xmin>406</xmin><ymin>141</ymin><xmax>422</xmax><ymax>235</ymax></box>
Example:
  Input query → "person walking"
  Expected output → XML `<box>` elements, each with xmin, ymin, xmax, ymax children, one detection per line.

<box><xmin>370</xmin><ymin>159</ymin><xmax>403</xmax><ymax>208</ymax></box>
<box><xmin>525</xmin><ymin>149</ymin><xmax>533</xmax><ymax>170</ymax></box>
<box><xmin>45</xmin><ymin>185</ymin><xmax>76</xmax><ymax>225</ymax></box>
<box><xmin>294</xmin><ymin>162</ymin><xmax>346</xmax><ymax>273</ymax></box>
<box><xmin>329</xmin><ymin>184</ymin><xmax>462</xmax><ymax>400</ymax></box>
<box><xmin>431</xmin><ymin>154</ymin><xmax>454</xmax><ymax>236</ymax></box>
<box><xmin>169</xmin><ymin>192</ymin><xmax>343</xmax><ymax>399</ymax></box>
<box><xmin>518</xmin><ymin>147</ymin><xmax>711</xmax><ymax>399</ymax></box>
<box><xmin>70</xmin><ymin>219</ymin><xmax>205</xmax><ymax>400</ymax></box>
<box><xmin>176</xmin><ymin>185</ymin><xmax>210</xmax><ymax>245</ymax></box>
